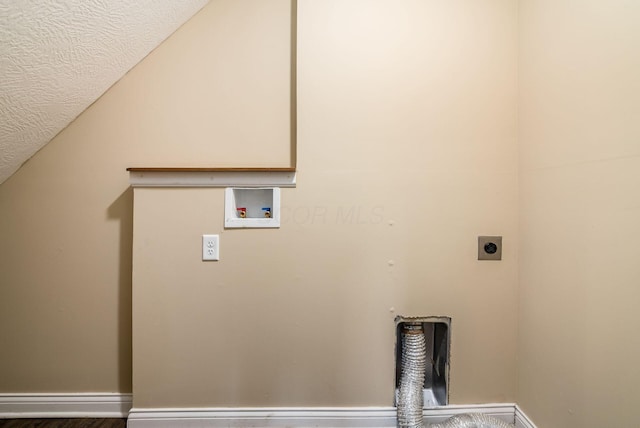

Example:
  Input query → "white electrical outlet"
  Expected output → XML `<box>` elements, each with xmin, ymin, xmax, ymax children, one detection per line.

<box><xmin>202</xmin><ymin>234</ymin><xmax>220</xmax><ymax>261</ymax></box>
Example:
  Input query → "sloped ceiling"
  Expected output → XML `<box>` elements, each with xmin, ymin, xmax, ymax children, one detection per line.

<box><xmin>0</xmin><ymin>0</ymin><xmax>209</xmax><ymax>184</ymax></box>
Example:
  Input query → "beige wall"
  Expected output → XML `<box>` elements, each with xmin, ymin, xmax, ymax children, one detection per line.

<box><xmin>4</xmin><ymin>0</ymin><xmax>640</xmax><ymax>421</ymax></box>
<box><xmin>1</xmin><ymin>0</ymin><xmax>519</xmax><ymax>408</ymax></box>
<box><xmin>0</xmin><ymin>0</ymin><xmax>292</xmax><ymax>393</ymax></box>
<box><xmin>518</xmin><ymin>0</ymin><xmax>640</xmax><ymax>426</ymax></box>
<box><xmin>132</xmin><ymin>0</ymin><xmax>518</xmax><ymax>407</ymax></box>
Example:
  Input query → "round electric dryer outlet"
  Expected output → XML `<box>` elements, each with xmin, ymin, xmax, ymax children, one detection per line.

<box><xmin>478</xmin><ymin>236</ymin><xmax>502</xmax><ymax>260</ymax></box>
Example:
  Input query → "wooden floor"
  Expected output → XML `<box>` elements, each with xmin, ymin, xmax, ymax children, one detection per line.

<box><xmin>0</xmin><ymin>420</ymin><xmax>126</xmax><ymax>428</ymax></box>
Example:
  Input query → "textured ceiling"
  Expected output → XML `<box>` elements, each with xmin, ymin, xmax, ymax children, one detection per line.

<box><xmin>0</xmin><ymin>0</ymin><xmax>209</xmax><ymax>184</ymax></box>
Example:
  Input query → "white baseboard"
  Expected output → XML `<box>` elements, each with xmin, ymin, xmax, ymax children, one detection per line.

<box><xmin>515</xmin><ymin>405</ymin><xmax>538</xmax><ymax>428</ymax></box>
<box><xmin>0</xmin><ymin>395</ymin><xmax>537</xmax><ymax>427</ymax></box>
<box><xmin>127</xmin><ymin>404</ymin><xmax>519</xmax><ymax>427</ymax></box>
<box><xmin>0</xmin><ymin>393</ymin><xmax>132</xmax><ymax>418</ymax></box>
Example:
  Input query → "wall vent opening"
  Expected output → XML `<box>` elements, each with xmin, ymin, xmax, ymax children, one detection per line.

<box><xmin>395</xmin><ymin>316</ymin><xmax>451</xmax><ymax>407</ymax></box>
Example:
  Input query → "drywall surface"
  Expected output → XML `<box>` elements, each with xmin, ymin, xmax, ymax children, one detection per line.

<box><xmin>0</xmin><ymin>0</ymin><xmax>209</xmax><ymax>185</ymax></box>
<box><xmin>518</xmin><ymin>0</ymin><xmax>640</xmax><ymax>426</ymax></box>
<box><xmin>0</xmin><ymin>0</ymin><xmax>292</xmax><ymax>393</ymax></box>
<box><xmin>131</xmin><ymin>0</ymin><xmax>518</xmax><ymax>407</ymax></box>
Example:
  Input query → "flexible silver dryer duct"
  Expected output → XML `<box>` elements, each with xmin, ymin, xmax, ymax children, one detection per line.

<box><xmin>397</xmin><ymin>323</ymin><xmax>427</xmax><ymax>428</ymax></box>
<box><xmin>397</xmin><ymin>323</ymin><xmax>514</xmax><ymax>428</ymax></box>
<box><xmin>430</xmin><ymin>413</ymin><xmax>514</xmax><ymax>428</ymax></box>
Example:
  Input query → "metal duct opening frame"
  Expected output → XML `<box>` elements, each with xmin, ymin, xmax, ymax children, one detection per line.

<box><xmin>395</xmin><ymin>316</ymin><xmax>451</xmax><ymax>408</ymax></box>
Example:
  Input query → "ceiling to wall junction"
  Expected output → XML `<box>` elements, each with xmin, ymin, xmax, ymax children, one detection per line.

<box><xmin>0</xmin><ymin>0</ymin><xmax>209</xmax><ymax>184</ymax></box>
